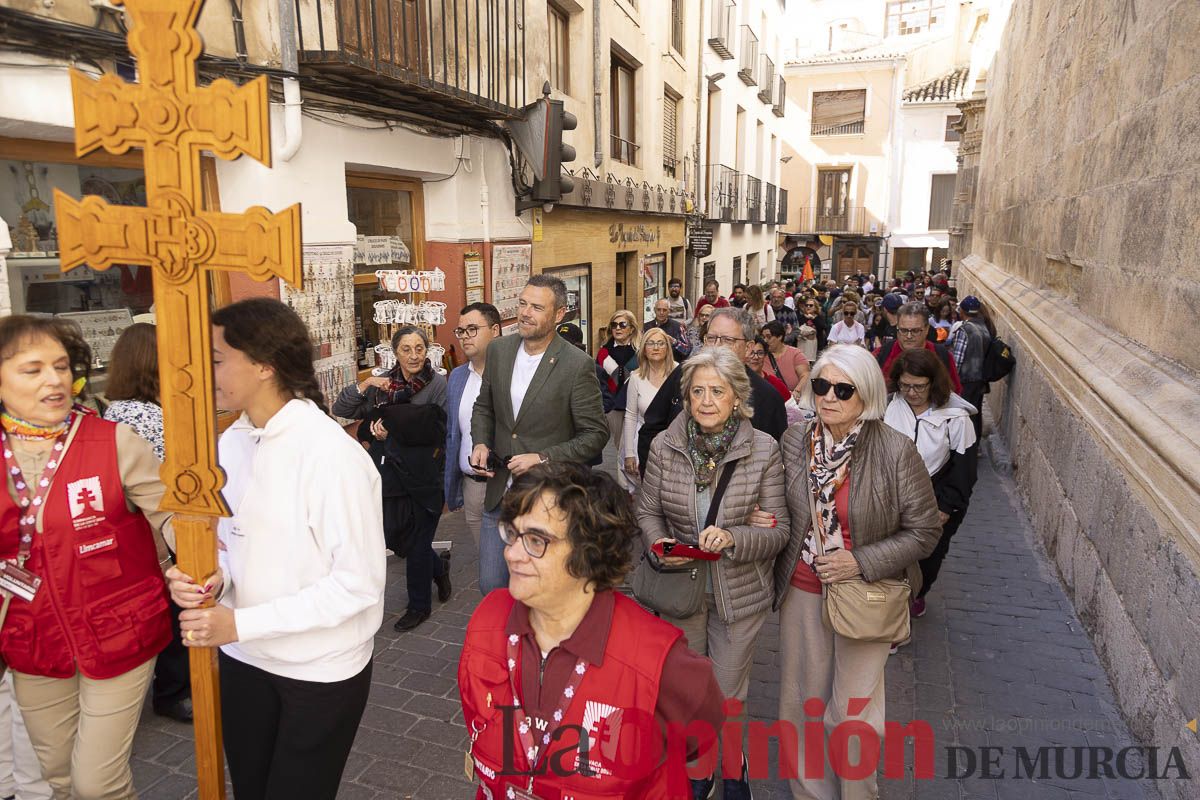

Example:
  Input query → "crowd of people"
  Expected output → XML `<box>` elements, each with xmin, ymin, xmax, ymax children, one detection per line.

<box><xmin>0</xmin><ymin>263</ymin><xmax>1006</xmax><ymax>799</ymax></box>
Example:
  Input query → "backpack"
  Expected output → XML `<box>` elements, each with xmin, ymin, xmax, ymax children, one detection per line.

<box><xmin>982</xmin><ymin>336</ymin><xmax>1016</xmax><ymax>382</ymax></box>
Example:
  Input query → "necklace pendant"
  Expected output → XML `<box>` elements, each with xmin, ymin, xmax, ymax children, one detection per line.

<box><xmin>706</xmin><ymin>459</ymin><xmax>715</xmax><ymax>470</ymax></box>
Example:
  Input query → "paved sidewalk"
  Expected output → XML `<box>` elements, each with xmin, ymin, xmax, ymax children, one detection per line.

<box><xmin>131</xmin><ymin>448</ymin><xmax>1154</xmax><ymax>799</ymax></box>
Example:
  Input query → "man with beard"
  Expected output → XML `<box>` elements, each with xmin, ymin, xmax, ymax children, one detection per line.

<box><xmin>469</xmin><ymin>275</ymin><xmax>609</xmax><ymax>594</ymax></box>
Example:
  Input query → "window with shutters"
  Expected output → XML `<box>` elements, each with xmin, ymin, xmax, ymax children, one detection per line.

<box><xmin>670</xmin><ymin>0</ymin><xmax>684</xmax><ymax>55</ymax></box>
<box><xmin>811</xmin><ymin>89</ymin><xmax>866</xmax><ymax>136</ymax></box>
<box><xmin>663</xmin><ymin>88</ymin><xmax>679</xmax><ymax>177</ymax></box>
<box><xmin>929</xmin><ymin>174</ymin><xmax>956</xmax><ymax>230</ymax></box>
<box><xmin>548</xmin><ymin>3</ymin><xmax>570</xmax><ymax>93</ymax></box>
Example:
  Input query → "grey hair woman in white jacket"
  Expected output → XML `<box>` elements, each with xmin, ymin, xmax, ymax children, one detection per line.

<box><xmin>166</xmin><ymin>299</ymin><xmax>386</xmax><ymax>800</ymax></box>
<box><xmin>883</xmin><ymin>347</ymin><xmax>978</xmax><ymax>622</ymax></box>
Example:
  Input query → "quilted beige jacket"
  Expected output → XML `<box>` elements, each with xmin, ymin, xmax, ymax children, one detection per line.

<box><xmin>773</xmin><ymin>419</ymin><xmax>941</xmax><ymax>607</ymax></box>
<box><xmin>637</xmin><ymin>413</ymin><xmax>790</xmax><ymax>623</ymax></box>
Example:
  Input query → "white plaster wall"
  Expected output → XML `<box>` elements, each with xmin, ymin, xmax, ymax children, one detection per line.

<box><xmin>0</xmin><ymin>57</ymin><xmax>76</xmax><ymax>141</ymax></box>
<box><xmin>890</xmin><ymin>103</ymin><xmax>959</xmax><ymax>246</ymax></box>
<box><xmin>213</xmin><ymin>108</ymin><xmax>526</xmax><ymax>247</ymax></box>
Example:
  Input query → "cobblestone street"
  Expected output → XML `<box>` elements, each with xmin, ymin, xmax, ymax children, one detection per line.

<box><xmin>131</xmin><ymin>443</ymin><xmax>1154</xmax><ymax>799</ymax></box>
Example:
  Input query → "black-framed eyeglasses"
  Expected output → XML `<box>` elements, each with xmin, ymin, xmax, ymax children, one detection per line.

<box><xmin>897</xmin><ymin>327</ymin><xmax>926</xmax><ymax>337</ymax></box>
<box><xmin>812</xmin><ymin>377</ymin><xmax>857</xmax><ymax>401</ymax></box>
<box><xmin>703</xmin><ymin>334</ymin><xmax>745</xmax><ymax>346</ymax></box>
<box><xmin>898</xmin><ymin>380</ymin><xmax>931</xmax><ymax>394</ymax></box>
<box><xmin>453</xmin><ymin>325</ymin><xmax>485</xmax><ymax>339</ymax></box>
<box><xmin>611</xmin><ymin>321</ymin><xmax>631</xmax><ymax>330</ymax></box>
<box><xmin>499</xmin><ymin>521</ymin><xmax>562</xmax><ymax>559</ymax></box>
<box><xmin>748</xmin><ymin>350</ymin><xmax>766</xmax><ymax>359</ymax></box>
<box><xmin>843</xmin><ymin>310</ymin><xmax>857</xmax><ymax>316</ymax></box>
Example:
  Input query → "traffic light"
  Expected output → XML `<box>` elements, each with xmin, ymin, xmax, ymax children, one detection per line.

<box><xmin>508</xmin><ymin>82</ymin><xmax>578</xmax><ymax>210</ymax></box>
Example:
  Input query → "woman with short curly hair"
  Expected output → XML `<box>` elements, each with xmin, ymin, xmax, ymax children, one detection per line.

<box><xmin>636</xmin><ymin>347</ymin><xmax>789</xmax><ymax>798</ymax></box>
<box><xmin>459</xmin><ymin>463</ymin><xmax>725</xmax><ymax>800</ymax></box>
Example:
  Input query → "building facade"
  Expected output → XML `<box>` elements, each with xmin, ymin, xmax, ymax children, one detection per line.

<box><xmin>697</xmin><ymin>0</ymin><xmax>790</xmax><ymax>298</ymax></box>
<box><xmin>778</xmin><ymin>0</ymin><xmax>989</xmax><ymax>282</ymax></box>
<box><xmin>0</xmin><ymin>0</ymin><xmax>533</xmax><ymax>403</ymax></box>
<box><xmin>953</xmin><ymin>1</ymin><xmax>1200</xmax><ymax>791</ymax></box>
<box><xmin>526</xmin><ymin>0</ymin><xmax>699</xmax><ymax>348</ymax></box>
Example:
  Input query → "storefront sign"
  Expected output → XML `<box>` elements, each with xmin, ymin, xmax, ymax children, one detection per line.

<box><xmin>688</xmin><ymin>226</ymin><xmax>714</xmax><ymax>258</ymax></box>
<box><xmin>609</xmin><ymin>223</ymin><xmax>660</xmax><ymax>246</ymax></box>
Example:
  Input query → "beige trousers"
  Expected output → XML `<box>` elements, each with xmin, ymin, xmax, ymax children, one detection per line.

<box><xmin>605</xmin><ymin>410</ymin><xmax>634</xmax><ymax>491</ymax></box>
<box><xmin>663</xmin><ymin>593</ymin><xmax>768</xmax><ymax>706</ymax></box>
<box><xmin>778</xmin><ymin>586</ymin><xmax>889</xmax><ymax>800</ymax></box>
<box><xmin>461</xmin><ymin>474</ymin><xmax>487</xmax><ymax>545</ymax></box>
<box><xmin>12</xmin><ymin>657</ymin><xmax>155</xmax><ymax>800</ymax></box>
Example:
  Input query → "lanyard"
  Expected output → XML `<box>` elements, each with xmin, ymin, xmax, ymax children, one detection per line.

<box><xmin>505</xmin><ymin>633</ymin><xmax>589</xmax><ymax>788</ymax></box>
<box><xmin>1</xmin><ymin>417</ymin><xmax>73</xmax><ymax>567</ymax></box>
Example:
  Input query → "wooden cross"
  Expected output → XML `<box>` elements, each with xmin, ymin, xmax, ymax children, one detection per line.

<box><xmin>52</xmin><ymin>1</ymin><xmax>301</xmax><ymax>797</ymax></box>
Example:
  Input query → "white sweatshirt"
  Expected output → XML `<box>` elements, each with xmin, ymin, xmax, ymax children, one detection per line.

<box><xmin>883</xmin><ymin>393</ymin><xmax>978</xmax><ymax>476</ymax></box>
<box><xmin>216</xmin><ymin>399</ymin><xmax>386</xmax><ymax>682</ymax></box>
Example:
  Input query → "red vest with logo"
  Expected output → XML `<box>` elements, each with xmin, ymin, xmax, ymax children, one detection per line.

<box><xmin>459</xmin><ymin>590</ymin><xmax>685</xmax><ymax>800</ymax></box>
<box><xmin>0</xmin><ymin>414</ymin><xmax>170</xmax><ymax>679</ymax></box>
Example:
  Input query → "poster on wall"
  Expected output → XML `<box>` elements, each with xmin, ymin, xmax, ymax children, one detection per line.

<box><xmin>464</xmin><ymin>253</ymin><xmax>485</xmax><ymax>288</ymax></box>
<box><xmin>280</xmin><ymin>244</ymin><xmax>358</xmax><ymax>415</ymax></box>
<box><xmin>491</xmin><ymin>244</ymin><xmax>532</xmax><ymax>321</ymax></box>
<box><xmin>56</xmin><ymin>308</ymin><xmax>133</xmax><ymax>366</ymax></box>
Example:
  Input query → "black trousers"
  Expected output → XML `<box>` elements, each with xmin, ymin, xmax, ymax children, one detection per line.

<box><xmin>960</xmin><ymin>380</ymin><xmax>987</xmax><ymax>442</ymax></box>
<box><xmin>219</xmin><ymin>651</ymin><xmax>372</xmax><ymax>800</ymax></box>
<box><xmin>152</xmin><ymin>598</ymin><xmax>191</xmax><ymax>710</ymax></box>
<box><xmin>917</xmin><ymin>506</ymin><xmax>968</xmax><ymax>599</ymax></box>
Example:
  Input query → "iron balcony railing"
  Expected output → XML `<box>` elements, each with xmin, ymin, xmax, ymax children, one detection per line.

<box><xmin>797</xmin><ymin>206</ymin><xmax>875</xmax><ymax>235</ymax></box>
<box><xmin>611</xmin><ymin>135</ymin><xmax>640</xmax><ymax>166</ymax></box>
<box><xmin>763</xmin><ymin>182</ymin><xmax>777</xmax><ymax>224</ymax></box>
<box><xmin>295</xmin><ymin>0</ymin><xmax>527</xmax><ymax>120</ymax></box>
<box><xmin>744</xmin><ymin>176</ymin><xmax>762</xmax><ymax>223</ymax></box>
<box><xmin>706</xmin><ymin>164</ymin><xmax>740</xmax><ymax>222</ymax></box>
<box><xmin>811</xmin><ymin>119</ymin><xmax>865</xmax><ymax>136</ymax></box>
<box><xmin>708</xmin><ymin>0</ymin><xmax>736</xmax><ymax>59</ymax></box>
<box><xmin>778</xmin><ymin>188</ymin><xmax>788</xmax><ymax>225</ymax></box>
<box><xmin>757</xmin><ymin>55</ymin><xmax>775</xmax><ymax>104</ymax></box>
<box><xmin>773</xmin><ymin>75</ymin><xmax>787</xmax><ymax>117</ymax></box>
<box><xmin>738</xmin><ymin>26</ymin><xmax>758</xmax><ymax>85</ymax></box>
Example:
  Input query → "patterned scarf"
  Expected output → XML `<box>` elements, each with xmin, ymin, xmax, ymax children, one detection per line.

<box><xmin>381</xmin><ymin>360</ymin><xmax>433</xmax><ymax>405</ymax></box>
<box><xmin>801</xmin><ymin>419</ymin><xmax>864</xmax><ymax>571</ymax></box>
<box><xmin>686</xmin><ymin>415</ymin><xmax>741</xmax><ymax>489</ymax></box>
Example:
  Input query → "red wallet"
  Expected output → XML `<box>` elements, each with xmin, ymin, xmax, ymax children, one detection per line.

<box><xmin>652</xmin><ymin>541</ymin><xmax>720</xmax><ymax>561</ymax></box>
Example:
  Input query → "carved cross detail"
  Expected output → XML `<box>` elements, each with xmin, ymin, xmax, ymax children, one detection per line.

<box><xmin>52</xmin><ymin>2</ymin><xmax>301</xmax><ymax>797</ymax></box>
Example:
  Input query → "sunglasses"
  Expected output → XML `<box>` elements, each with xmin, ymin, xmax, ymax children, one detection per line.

<box><xmin>611</xmin><ymin>321</ymin><xmax>630</xmax><ymax>329</ymax></box>
<box><xmin>811</xmin><ymin>377</ymin><xmax>857</xmax><ymax>401</ymax></box>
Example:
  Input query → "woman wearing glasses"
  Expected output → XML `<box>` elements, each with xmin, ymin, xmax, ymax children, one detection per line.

<box><xmin>775</xmin><ymin>344</ymin><xmax>940</xmax><ymax>800</ymax></box>
<box><xmin>333</xmin><ymin>326</ymin><xmax>450</xmax><ymax>632</ymax></box>
<box><xmin>460</xmin><ymin>463</ymin><xmax>725</xmax><ymax>800</ymax></box>
<box><xmin>638</xmin><ymin>347</ymin><xmax>788</xmax><ymax>799</ymax></box>
<box><xmin>596</xmin><ymin>310</ymin><xmax>640</xmax><ymax>489</ymax></box>
<box><xmin>883</xmin><ymin>349</ymin><xmax>977</xmax><ymax>622</ymax></box>
<box><xmin>620</xmin><ymin>327</ymin><xmax>675</xmax><ymax>488</ymax></box>
<box><xmin>826</xmin><ymin>301</ymin><xmax>867</xmax><ymax>347</ymax></box>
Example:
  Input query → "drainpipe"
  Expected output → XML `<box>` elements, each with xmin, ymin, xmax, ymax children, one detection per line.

<box><xmin>276</xmin><ymin>0</ymin><xmax>303</xmax><ymax>162</ymax></box>
<box><xmin>592</xmin><ymin>0</ymin><xmax>602</xmax><ymax>167</ymax></box>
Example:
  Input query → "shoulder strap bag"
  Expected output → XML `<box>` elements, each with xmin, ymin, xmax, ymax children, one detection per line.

<box><xmin>809</xmin><ymin>481</ymin><xmax>911</xmax><ymax>644</ymax></box>
<box><xmin>631</xmin><ymin>461</ymin><xmax>738</xmax><ymax>619</ymax></box>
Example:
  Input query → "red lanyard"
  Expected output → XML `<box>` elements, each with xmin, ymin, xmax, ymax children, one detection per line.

<box><xmin>505</xmin><ymin>633</ymin><xmax>589</xmax><ymax>780</ymax></box>
<box><xmin>1</xmin><ymin>418</ymin><xmax>73</xmax><ymax>566</ymax></box>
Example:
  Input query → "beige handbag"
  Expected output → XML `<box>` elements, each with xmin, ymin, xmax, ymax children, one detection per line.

<box><xmin>809</xmin><ymin>489</ymin><xmax>911</xmax><ymax>644</ymax></box>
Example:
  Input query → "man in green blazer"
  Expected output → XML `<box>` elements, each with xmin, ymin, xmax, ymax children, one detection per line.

<box><xmin>470</xmin><ymin>274</ymin><xmax>608</xmax><ymax>594</ymax></box>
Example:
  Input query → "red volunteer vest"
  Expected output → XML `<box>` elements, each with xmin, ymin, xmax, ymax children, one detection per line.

<box><xmin>459</xmin><ymin>590</ymin><xmax>685</xmax><ymax>800</ymax></box>
<box><xmin>0</xmin><ymin>414</ymin><xmax>170</xmax><ymax>679</ymax></box>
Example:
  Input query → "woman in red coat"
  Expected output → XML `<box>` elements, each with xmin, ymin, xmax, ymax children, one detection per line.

<box><xmin>0</xmin><ymin>316</ymin><xmax>171</xmax><ymax>799</ymax></box>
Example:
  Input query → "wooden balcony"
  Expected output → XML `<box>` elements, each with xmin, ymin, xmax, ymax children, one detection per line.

<box><xmin>295</xmin><ymin>0</ymin><xmax>528</xmax><ymax>122</ymax></box>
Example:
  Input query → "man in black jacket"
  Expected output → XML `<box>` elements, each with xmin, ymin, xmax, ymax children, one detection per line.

<box><xmin>637</xmin><ymin>307</ymin><xmax>787</xmax><ymax>474</ymax></box>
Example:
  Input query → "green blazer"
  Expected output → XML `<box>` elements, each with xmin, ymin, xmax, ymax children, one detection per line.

<box><xmin>470</xmin><ymin>334</ymin><xmax>609</xmax><ymax>509</ymax></box>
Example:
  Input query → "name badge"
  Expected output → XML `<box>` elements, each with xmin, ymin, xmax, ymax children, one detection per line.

<box><xmin>0</xmin><ymin>561</ymin><xmax>42</xmax><ymax>602</ymax></box>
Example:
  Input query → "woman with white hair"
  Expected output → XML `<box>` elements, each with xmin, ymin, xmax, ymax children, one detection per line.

<box><xmin>774</xmin><ymin>344</ymin><xmax>941</xmax><ymax>800</ymax></box>
<box><xmin>638</xmin><ymin>347</ymin><xmax>788</xmax><ymax>799</ymax></box>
